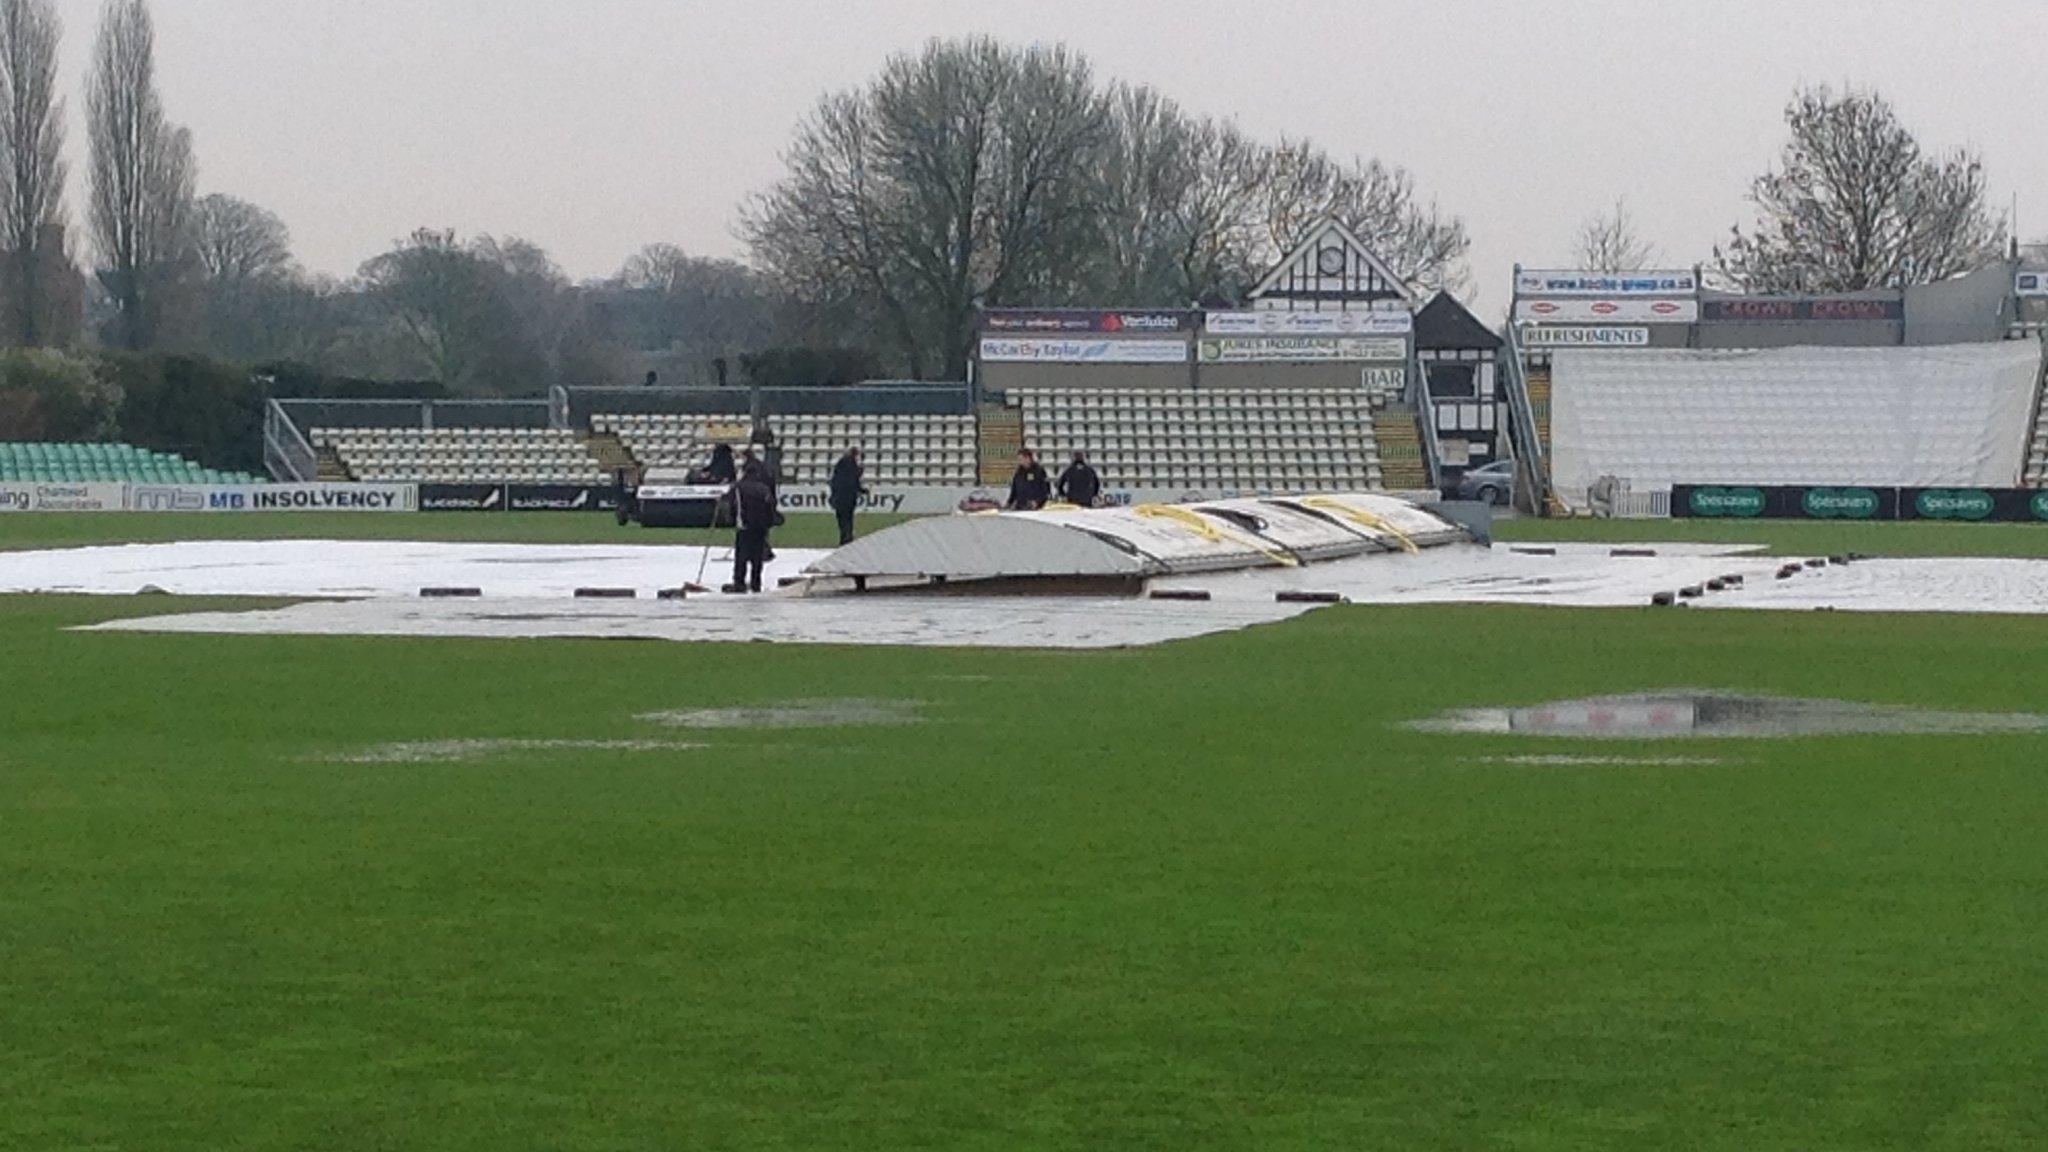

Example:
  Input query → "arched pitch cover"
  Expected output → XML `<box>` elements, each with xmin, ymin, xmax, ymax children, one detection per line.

<box><xmin>807</xmin><ymin>494</ymin><xmax>1469</xmax><ymax>582</ymax></box>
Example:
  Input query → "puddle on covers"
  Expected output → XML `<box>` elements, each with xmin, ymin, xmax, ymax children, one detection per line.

<box><xmin>1411</xmin><ymin>693</ymin><xmax>2048</xmax><ymax>739</ymax></box>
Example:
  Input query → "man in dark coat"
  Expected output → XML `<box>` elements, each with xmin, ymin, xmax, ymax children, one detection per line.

<box><xmin>751</xmin><ymin>422</ymin><xmax>782</xmax><ymax>494</ymax></box>
<box><xmin>1056</xmin><ymin>451</ymin><xmax>1101</xmax><ymax>508</ymax></box>
<box><xmin>726</xmin><ymin>461</ymin><xmax>776</xmax><ymax>594</ymax></box>
<box><xmin>702</xmin><ymin>443</ymin><xmax>737</xmax><ymax>485</ymax></box>
<box><xmin>1007</xmin><ymin>449</ymin><xmax>1051</xmax><ymax>511</ymax></box>
<box><xmin>829</xmin><ymin>446</ymin><xmax>867</xmax><ymax>546</ymax></box>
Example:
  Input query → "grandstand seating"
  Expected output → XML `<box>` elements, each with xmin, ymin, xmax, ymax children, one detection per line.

<box><xmin>1549</xmin><ymin>345</ymin><xmax>2041</xmax><ymax>499</ymax></box>
<box><xmin>314</xmin><ymin>427</ymin><xmax>607</xmax><ymax>484</ymax></box>
<box><xmin>1011</xmin><ymin>387</ymin><xmax>1384</xmax><ymax>491</ymax></box>
<box><xmin>596</xmin><ymin>412</ymin><xmax>979</xmax><ymax>487</ymax></box>
<box><xmin>0</xmin><ymin>442</ymin><xmax>263</xmax><ymax>485</ymax></box>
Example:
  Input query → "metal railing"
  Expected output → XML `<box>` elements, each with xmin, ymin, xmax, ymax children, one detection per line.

<box><xmin>2023</xmin><ymin>332</ymin><xmax>2048</xmax><ymax>485</ymax></box>
<box><xmin>1410</xmin><ymin>349</ymin><xmax>1445</xmax><ymax>493</ymax></box>
<box><xmin>276</xmin><ymin>397</ymin><xmax>553</xmax><ymax>433</ymax></box>
<box><xmin>560</xmin><ymin>382</ymin><xmax>974</xmax><ymax>427</ymax></box>
<box><xmin>263</xmin><ymin>399</ymin><xmax>317</xmax><ymax>482</ymax></box>
<box><xmin>1499</xmin><ymin>323</ymin><xmax>1551</xmax><ymax>512</ymax></box>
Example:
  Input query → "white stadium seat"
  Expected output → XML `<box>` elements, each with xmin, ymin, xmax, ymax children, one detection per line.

<box><xmin>313</xmin><ymin>427</ymin><xmax>609</xmax><ymax>485</ymax></box>
<box><xmin>1013</xmin><ymin>387</ymin><xmax>1384</xmax><ymax>492</ymax></box>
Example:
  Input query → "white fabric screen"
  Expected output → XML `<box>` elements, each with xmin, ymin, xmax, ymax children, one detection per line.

<box><xmin>1550</xmin><ymin>344</ymin><xmax>2043</xmax><ymax>499</ymax></box>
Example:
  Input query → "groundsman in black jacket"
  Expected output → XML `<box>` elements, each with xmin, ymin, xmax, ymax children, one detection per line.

<box><xmin>1057</xmin><ymin>452</ymin><xmax>1101</xmax><ymax>508</ymax></box>
<box><xmin>829</xmin><ymin>446</ymin><xmax>867</xmax><ymax>545</ymax></box>
<box><xmin>1007</xmin><ymin>450</ymin><xmax>1051</xmax><ymax>511</ymax></box>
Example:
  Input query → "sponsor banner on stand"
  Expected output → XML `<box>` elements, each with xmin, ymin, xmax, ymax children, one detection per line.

<box><xmin>506</xmin><ymin>484</ymin><xmax>619</xmax><ymax>513</ymax></box>
<box><xmin>419</xmin><ymin>483</ymin><xmax>507</xmax><ymax>512</ymax></box>
<box><xmin>1361</xmin><ymin>365</ymin><xmax>1406</xmax><ymax>391</ymax></box>
<box><xmin>979</xmin><ymin>309</ymin><xmax>1196</xmax><ymax>334</ymax></box>
<box><xmin>776</xmin><ymin>486</ymin><xmax>966</xmax><ymax>516</ymax></box>
<box><xmin>1515</xmin><ymin>269</ymin><xmax>1698</xmax><ymax>296</ymax></box>
<box><xmin>1202</xmin><ymin>310</ymin><xmax>1413</xmax><ymax>336</ymax></box>
<box><xmin>1197</xmin><ymin>336</ymin><xmax>1406</xmax><ymax>363</ymax></box>
<box><xmin>1895</xmin><ymin>487</ymin><xmax>2048</xmax><ymax>523</ymax></box>
<box><xmin>1701</xmin><ymin>298</ymin><xmax>1903</xmax><ymax>322</ymax></box>
<box><xmin>1673</xmin><ymin>485</ymin><xmax>2046</xmax><ymax>521</ymax></box>
<box><xmin>773</xmin><ymin>486</ymin><xmax>1336</xmax><ymax>516</ymax></box>
<box><xmin>1519</xmin><ymin>326</ymin><xmax>1650</xmax><ymax>348</ymax></box>
<box><xmin>2015</xmin><ymin>271</ymin><xmax>2048</xmax><ymax>297</ymax></box>
<box><xmin>125</xmin><ymin>482</ymin><xmax>418</xmax><ymax>512</ymax></box>
<box><xmin>0</xmin><ymin>481</ymin><xmax>129</xmax><ymax>512</ymax></box>
<box><xmin>1515</xmin><ymin>298</ymin><xmax>1697</xmax><ymax>324</ymax></box>
<box><xmin>979</xmin><ymin>337</ymin><xmax>1188</xmax><ymax>364</ymax></box>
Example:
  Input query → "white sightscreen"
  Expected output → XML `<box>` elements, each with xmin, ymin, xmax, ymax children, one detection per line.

<box><xmin>1550</xmin><ymin>343</ymin><xmax>2043</xmax><ymax>498</ymax></box>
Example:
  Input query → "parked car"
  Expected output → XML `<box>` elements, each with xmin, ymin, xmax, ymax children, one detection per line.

<box><xmin>1453</xmin><ymin>459</ymin><xmax>1516</xmax><ymax>505</ymax></box>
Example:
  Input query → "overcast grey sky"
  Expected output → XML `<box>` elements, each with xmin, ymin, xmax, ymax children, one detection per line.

<box><xmin>49</xmin><ymin>0</ymin><xmax>2048</xmax><ymax>305</ymax></box>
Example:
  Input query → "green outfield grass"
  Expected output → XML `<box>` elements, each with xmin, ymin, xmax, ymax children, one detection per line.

<box><xmin>4</xmin><ymin>584</ymin><xmax>2046</xmax><ymax>1150</ymax></box>
<box><xmin>7</xmin><ymin>508</ymin><xmax>2048</xmax><ymax>558</ymax></box>
<box><xmin>1492</xmin><ymin>515</ymin><xmax>2048</xmax><ymax>558</ymax></box>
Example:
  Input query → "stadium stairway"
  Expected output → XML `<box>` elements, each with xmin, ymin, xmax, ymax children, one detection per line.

<box><xmin>583</xmin><ymin>430</ymin><xmax>639</xmax><ymax>483</ymax></box>
<box><xmin>977</xmin><ymin>404</ymin><xmax>1023</xmax><ymax>485</ymax></box>
<box><xmin>315</xmin><ymin>443</ymin><xmax>352</xmax><ymax>481</ymax></box>
<box><xmin>1527</xmin><ymin>369</ymin><xmax>1553</xmax><ymax>457</ymax></box>
<box><xmin>1374</xmin><ymin>408</ymin><xmax>1430</xmax><ymax>491</ymax></box>
<box><xmin>1523</xmin><ymin>368</ymin><xmax>1575</xmax><ymax>514</ymax></box>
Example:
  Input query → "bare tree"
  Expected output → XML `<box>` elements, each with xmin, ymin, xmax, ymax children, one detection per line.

<box><xmin>356</xmin><ymin>229</ymin><xmax>610</xmax><ymax>393</ymax></box>
<box><xmin>1717</xmin><ymin>85</ymin><xmax>2006</xmax><ymax>292</ymax></box>
<box><xmin>192</xmin><ymin>193</ymin><xmax>291</xmax><ymax>284</ymax></box>
<box><xmin>743</xmin><ymin>37</ymin><xmax>1108</xmax><ymax>379</ymax></box>
<box><xmin>745</xmin><ymin>38</ymin><xmax>1472</xmax><ymax>370</ymax></box>
<box><xmin>87</xmin><ymin>0</ymin><xmax>194</xmax><ymax>350</ymax></box>
<box><xmin>1088</xmin><ymin>85</ymin><xmax>1197</xmax><ymax>302</ymax></box>
<box><xmin>0</xmin><ymin>0</ymin><xmax>63</xmax><ymax>346</ymax></box>
<box><xmin>1575</xmin><ymin>198</ymin><xmax>1657</xmax><ymax>272</ymax></box>
<box><xmin>1253</xmin><ymin>140</ymin><xmax>1470</xmax><ymax>292</ymax></box>
<box><xmin>610</xmin><ymin>242</ymin><xmax>783</xmax><ymax>369</ymax></box>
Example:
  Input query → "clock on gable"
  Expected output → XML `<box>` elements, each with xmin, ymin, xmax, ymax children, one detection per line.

<box><xmin>1315</xmin><ymin>245</ymin><xmax>1346</xmax><ymax>276</ymax></box>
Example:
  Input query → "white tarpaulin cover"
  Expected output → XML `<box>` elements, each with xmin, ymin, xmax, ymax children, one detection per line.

<box><xmin>0</xmin><ymin>540</ymin><xmax>828</xmax><ymax>599</ymax></box>
<box><xmin>1549</xmin><ymin>343</ymin><xmax>2044</xmax><ymax>499</ymax></box>
<box><xmin>808</xmin><ymin>493</ymin><xmax>1471</xmax><ymax>581</ymax></box>
<box><xmin>1186</xmin><ymin>498</ymin><xmax>1389</xmax><ymax>562</ymax></box>
<box><xmin>85</xmin><ymin>595</ymin><xmax>1315</xmax><ymax>650</ymax></box>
